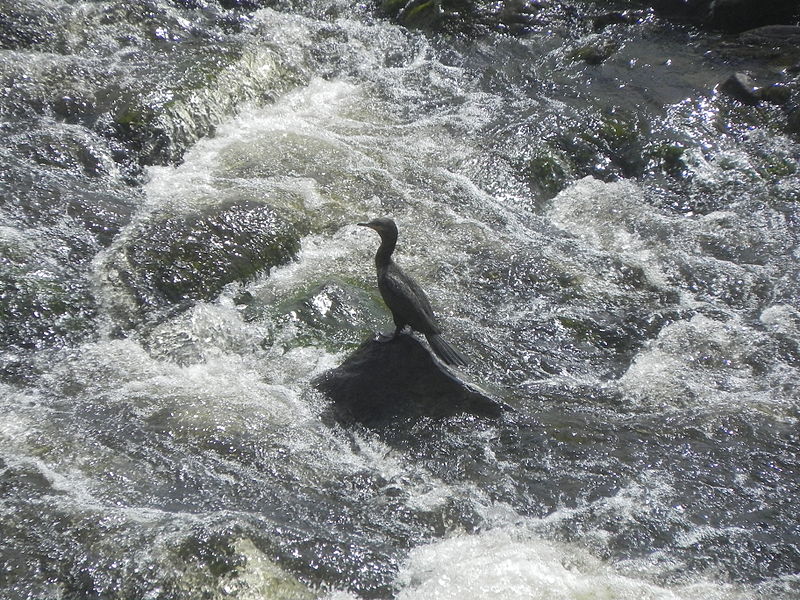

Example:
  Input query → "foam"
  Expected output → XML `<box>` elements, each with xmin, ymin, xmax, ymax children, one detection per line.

<box><xmin>395</xmin><ymin>527</ymin><xmax>752</xmax><ymax>600</ymax></box>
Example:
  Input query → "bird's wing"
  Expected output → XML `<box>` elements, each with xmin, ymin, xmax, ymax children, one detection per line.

<box><xmin>381</xmin><ymin>263</ymin><xmax>439</xmax><ymax>332</ymax></box>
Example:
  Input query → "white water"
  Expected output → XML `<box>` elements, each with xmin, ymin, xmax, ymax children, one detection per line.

<box><xmin>3</xmin><ymin>2</ymin><xmax>799</xmax><ymax>599</ymax></box>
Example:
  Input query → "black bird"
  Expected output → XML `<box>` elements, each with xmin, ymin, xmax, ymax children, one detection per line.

<box><xmin>358</xmin><ymin>217</ymin><xmax>468</xmax><ymax>367</ymax></box>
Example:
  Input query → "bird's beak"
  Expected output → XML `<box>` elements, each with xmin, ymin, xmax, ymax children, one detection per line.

<box><xmin>357</xmin><ymin>221</ymin><xmax>373</xmax><ymax>228</ymax></box>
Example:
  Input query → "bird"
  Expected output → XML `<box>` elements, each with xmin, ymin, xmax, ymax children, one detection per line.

<box><xmin>358</xmin><ymin>217</ymin><xmax>468</xmax><ymax>367</ymax></box>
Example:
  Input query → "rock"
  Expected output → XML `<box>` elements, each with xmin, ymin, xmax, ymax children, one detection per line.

<box><xmin>708</xmin><ymin>0</ymin><xmax>799</xmax><ymax>32</ymax></box>
<box><xmin>650</xmin><ymin>0</ymin><xmax>799</xmax><ymax>32</ymax></box>
<box><xmin>739</xmin><ymin>25</ymin><xmax>800</xmax><ymax>50</ymax></box>
<box><xmin>105</xmin><ymin>200</ymin><xmax>302</xmax><ymax>327</ymax></box>
<box><xmin>568</xmin><ymin>39</ymin><xmax>620</xmax><ymax>65</ymax></box>
<box><xmin>758</xmin><ymin>83</ymin><xmax>792</xmax><ymax>104</ymax></box>
<box><xmin>522</xmin><ymin>152</ymin><xmax>570</xmax><ymax>199</ymax></box>
<box><xmin>592</xmin><ymin>11</ymin><xmax>628</xmax><ymax>31</ymax></box>
<box><xmin>787</xmin><ymin>106</ymin><xmax>800</xmax><ymax>134</ymax></box>
<box><xmin>718</xmin><ymin>25</ymin><xmax>800</xmax><ymax>64</ymax></box>
<box><xmin>378</xmin><ymin>0</ymin><xmax>543</xmax><ymax>36</ymax></box>
<box><xmin>314</xmin><ymin>334</ymin><xmax>510</xmax><ymax>425</ymax></box>
<box><xmin>719</xmin><ymin>72</ymin><xmax>760</xmax><ymax>104</ymax></box>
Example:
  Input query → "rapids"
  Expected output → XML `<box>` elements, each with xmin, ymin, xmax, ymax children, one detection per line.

<box><xmin>1</xmin><ymin>1</ymin><xmax>799</xmax><ymax>598</ymax></box>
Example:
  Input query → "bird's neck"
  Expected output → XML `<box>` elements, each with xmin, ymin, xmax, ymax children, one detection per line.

<box><xmin>375</xmin><ymin>235</ymin><xmax>396</xmax><ymax>269</ymax></box>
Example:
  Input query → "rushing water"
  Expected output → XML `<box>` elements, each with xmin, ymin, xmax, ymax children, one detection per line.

<box><xmin>2</xmin><ymin>1</ymin><xmax>799</xmax><ymax>598</ymax></box>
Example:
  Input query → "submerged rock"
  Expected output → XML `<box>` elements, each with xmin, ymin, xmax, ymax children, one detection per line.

<box><xmin>273</xmin><ymin>280</ymin><xmax>388</xmax><ymax>350</ymax></box>
<box><xmin>314</xmin><ymin>334</ymin><xmax>509</xmax><ymax>424</ymax></box>
<box><xmin>568</xmin><ymin>39</ymin><xmax>620</xmax><ymax>65</ymax></box>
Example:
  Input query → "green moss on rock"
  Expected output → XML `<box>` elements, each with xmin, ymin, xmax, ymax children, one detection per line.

<box><xmin>108</xmin><ymin>200</ymin><xmax>304</xmax><ymax>326</ymax></box>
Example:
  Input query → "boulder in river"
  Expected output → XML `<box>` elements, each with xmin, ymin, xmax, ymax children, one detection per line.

<box><xmin>105</xmin><ymin>200</ymin><xmax>303</xmax><ymax>328</ymax></box>
<box><xmin>314</xmin><ymin>333</ymin><xmax>510</xmax><ymax>425</ymax></box>
<box><xmin>719</xmin><ymin>72</ymin><xmax>761</xmax><ymax>105</ymax></box>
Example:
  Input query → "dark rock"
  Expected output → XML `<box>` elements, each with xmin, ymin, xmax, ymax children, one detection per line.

<box><xmin>758</xmin><ymin>83</ymin><xmax>792</xmax><ymax>104</ymax></box>
<box><xmin>651</xmin><ymin>0</ymin><xmax>799</xmax><ymax>32</ymax></box>
<box><xmin>787</xmin><ymin>106</ymin><xmax>800</xmax><ymax>134</ymax></box>
<box><xmin>739</xmin><ymin>25</ymin><xmax>800</xmax><ymax>48</ymax></box>
<box><xmin>718</xmin><ymin>25</ymin><xmax>800</xmax><ymax>64</ymax></box>
<box><xmin>314</xmin><ymin>334</ymin><xmax>510</xmax><ymax>425</ymax></box>
<box><xmin>719</xmin><ymin>72</ymin><xmax>760</xmax><ymax>104</ymax></box>
<box><xmin>593</xmin><ymin>12</ymin><xmax>628</xmax><ymax>31</ymax></box>
<box><xmin>523</xmin><ymin>152</ymin><xmax>570</xmax><ymax>199</ymax></box>
<box><xmin>106</xmin><ymin>200</ymin><xmax>302</xmax><ymax>326</ymax></box>
<box><xmin>378</xmin><ymin>0</ymin><xmax>545</xmax><ymax>36</ymax></box>
<box><xmin>708</xmin><ymin>0</ymin><xmax>799</xmax><ymax>32</ymax></box>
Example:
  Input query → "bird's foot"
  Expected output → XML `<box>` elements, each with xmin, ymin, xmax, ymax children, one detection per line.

<box><xmin>375</xmin><ymin>326</ymin><xmax>408</xmax><ymax>343</ymax></box>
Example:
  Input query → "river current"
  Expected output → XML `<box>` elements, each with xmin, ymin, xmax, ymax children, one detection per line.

<box><xmin>1</xmin><ymin>1</ymin><xmax>799</xmax><ymax>599</ymax></box>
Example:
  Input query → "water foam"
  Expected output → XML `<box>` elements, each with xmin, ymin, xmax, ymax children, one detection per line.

<box><xmin>395</xmin><ymin>526</ymin><xmax>750</xmax><ymax>600</ymax></box>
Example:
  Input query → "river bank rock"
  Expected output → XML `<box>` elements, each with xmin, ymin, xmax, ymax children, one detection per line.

<box><xmin>650</xmin><ymin>0</ymin><xmax>799</xmax><ymax>32</ymax></box>
<box><xmin>314</xmin><ymin>334</ymin><xmax>509</xmax><ymax>425</ymax></box>
<box><xmin>105</xmin><ymin>200</ymin><xmax>302</xmax><ymax>328</ymax></box>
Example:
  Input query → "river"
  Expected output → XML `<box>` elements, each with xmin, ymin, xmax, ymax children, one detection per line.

<box><xmin>1</xmin><ymin>1</ymin><xmax>799</xmax><ymax>598</ymax></box>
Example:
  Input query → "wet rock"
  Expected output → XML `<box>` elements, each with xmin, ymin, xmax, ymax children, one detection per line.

<box><xmin>378</xmin><ymin>0</ymin><xmax>545</xmax><ymax>36</ymax></box>
<box><xmin>719</xmin><ymin>72</ymin><xmax>760</xmax><ymax>105</ymax></box>
<box><xmin>716</xmin><ymin>25</ymin><xmax>800</xmax><ymax>65</ymax></box>
<box><xmin>107</xmin><ymin>45</ymin><xmax>291</xmax><ymax>169</ymax></box>
<box><xmin>650</xmin><ymin>0</ymin><xmax>799</xmax><ymax>32</ymax></box>
<box><xmin>0</xmin><ymin>1</ymin><xmax>295</xmax><ymax>176</ymax></box>
<box><xmin>707</xmin><ymin>0</ymin><xmax>799</xmax><ymax>32</ymax></box>
<box><xmin>758</xmin><ymin>83</ymin><xmax>792</xmax><ymax>104</ymax></box>
<box><xmin>592</xmin><ymin>12</ymin><xmax>628</xmax><ymax>31</ymax></box>
<box><xmin>106</xmin><ymin>200</ymin><xmax>302</xmax><ymax>327</ymax></box>
<box><xmin>314</xmin><ymin>334</ymin><xmax>510</xmax><ymax>425</ymax></box>
<box><xmin>568</xmin><ymin>39</ymin><xmax>620</xmax><ymax>65</ymax></box>
<box><xmin>787</xmin><ymin>106</ymin><xmax>800</xmax><ymax>134</ymax></box>
<box><xmin>522</xmin><ymin>152</ymin><xmax>570</xmax><ymax>199</ymax></box>
<box><xmin>738</xmin><ymin>25</ymin><xmax>800</xmax><ymax>59</ymax></box>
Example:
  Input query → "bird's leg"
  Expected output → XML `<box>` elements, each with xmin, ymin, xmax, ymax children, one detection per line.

<box><xmin>376</xmin><ymin>324</ymin><xmax>407</xmax><ymax>343</ymax></box>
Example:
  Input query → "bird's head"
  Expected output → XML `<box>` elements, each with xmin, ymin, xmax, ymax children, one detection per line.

<box><xmin>357</xmin><ymin>217</ymin><xmax>398</xmax><ymax>240</ymax></box>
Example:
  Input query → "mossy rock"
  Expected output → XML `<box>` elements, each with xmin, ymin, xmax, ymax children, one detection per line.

<box><xmin>555</xmin><ymin>111</ymin><xmax>648</xmax><ymax>180</ymax></box>
<box><xmin>523</xmin><ymin>152</ymin><xmax>570</xmax><ymax>199</ymax></box>
<box><xmin>568</xmin><ymin>39</ymin><xmax>620</xmax><ymax>65</ymax></box>
<box><xmin>108</xmin><ymin>200</ymin><xmax>303</xmax><ymax>326</ymax></box>
<box><xmin>647</xmin><ymin>143</ymin><xmax>689</xmax><ymax>177</ymax></box>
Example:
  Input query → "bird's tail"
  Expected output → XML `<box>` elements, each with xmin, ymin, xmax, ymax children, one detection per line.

<box><xmin>426</xmin><ymin>333</ymin><xmax>469</xmax><ymax>367</ymax></box>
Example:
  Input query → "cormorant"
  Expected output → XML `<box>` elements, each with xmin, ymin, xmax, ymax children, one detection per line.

<box><xmin>358</xmin><ymin>217</ymin><xmax>468</xmax><ymax>367</ymax></box>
